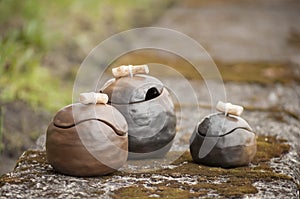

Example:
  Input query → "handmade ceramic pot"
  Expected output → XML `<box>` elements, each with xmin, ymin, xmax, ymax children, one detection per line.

<box><xmin>46</xmin><ymin>103</ymin><xmax>128</xmax><ymax>176</ymax></box>
<box><xmin>101</xmin><ymin>74</ymin><xmax>176</xmax><ymax>159</ymax></box>
<box><xmin>190</xmin><ymin>113</ymin><xmax>256</xmax><ymax>168</ymax></box>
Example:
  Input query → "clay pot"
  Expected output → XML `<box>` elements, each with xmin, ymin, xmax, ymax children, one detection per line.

<box><xmin>190</xmin><ymin>113</ymin><xmax>256</xmax><ymax>168</ymax></box>
<box><xmin>46</xmin><ymin>103</ymin><xmax>128</xmax><ymax>176</ymax></box>
<box><xmin>101</xmin><ymin>74</ymin><xmax>176</xmax><ymax>159</ymax></box>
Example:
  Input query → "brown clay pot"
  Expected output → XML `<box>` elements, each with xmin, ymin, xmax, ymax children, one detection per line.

<box><xmin>46</xmin><ymin>103</ymin><xmax>128</xmax><ymax>176</ymax></box>
<box><xmin>190</xmin><ymin>113</ymin><xmax>256</xmax><ymax>168</ymax></box>
<box><xmin>101</xmin><ymin>74</ymin><xmax>176</xmax><ymax>159</ymax></box>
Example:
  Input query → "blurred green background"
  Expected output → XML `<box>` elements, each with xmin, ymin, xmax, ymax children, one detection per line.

<box><xmin>0</xmin><ymin>0</ymin><xmax>175</xmax><ymax>174</ymax></box>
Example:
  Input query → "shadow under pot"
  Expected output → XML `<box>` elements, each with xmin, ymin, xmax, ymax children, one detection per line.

<box><xmin>189</xmin><ymin>113</ymin><xmax>256</xmax><ymax>168</ymax></box>
<box><xmin>101</xmin><ymin>74</ymin><xmax>177</xmax><ymax>159</ymax></box>
<box><xmin>46</xmin><ymin>103</ymin><xmax>128</xmax><ymax>177</ymax></box>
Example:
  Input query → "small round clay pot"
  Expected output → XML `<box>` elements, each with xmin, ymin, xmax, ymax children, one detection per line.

<box><xmin>190</xmin><ymin>113</ymin><xmax>256</xmax><ymax>168</ymax></box>
<box><xmin>46</xmin><ymin>103</ymin><xmax>128</xmax><ymax>176</ymax></box>
<box><xmin>101</xmin><ymin>74</ymin><xmax>176</xmax><ymax>159</ymax></box>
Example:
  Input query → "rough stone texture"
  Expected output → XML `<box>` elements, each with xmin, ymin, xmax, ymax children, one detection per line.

<box><xmin>1</xmin><ymin>0</ymin><xmax>300</xmax><ymax>198</ymax></box>
<box><xmin>1</xmin><ymin>90</ymin><xmax>300</xmax><ymax>198</ymax></box>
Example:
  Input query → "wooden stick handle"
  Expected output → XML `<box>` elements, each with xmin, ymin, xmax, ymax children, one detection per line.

<box><xmin>216</xmin><ymin>101</ymin><xmax>243</xmax><ymax>116</ymax></box>
<box><xmin>112</xmin><ymin>64</ymin><xmax>149</xmax><ymax>78</ymax></box>
<box><xmin>79</xmin><ymin>92</ymin><xmax>108</xmax><ymax>105</ymax></box>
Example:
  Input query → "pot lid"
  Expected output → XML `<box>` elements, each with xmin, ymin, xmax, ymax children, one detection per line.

<box><xmin>101</xmin><ymin>74</ymin><xmax>164</xmax><ymax>104</ymax></box>
<box><xmin>53</xmin><ymin>103</ymin><xmax>128</xmax><ymax>135</ymax></box>
<box><xmin>198</xmin><ymin>113</ymin><xmax>253</xmax><ymax>137</ymax></box>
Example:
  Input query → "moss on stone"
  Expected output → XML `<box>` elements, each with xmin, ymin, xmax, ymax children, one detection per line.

<box><xmin>106</xmin><ymin>49</ymin><xmax>300</xmax><ymax>84</ymax></box>
<box><xmin>110</xmin><ymin>135</ymin><xmax>295</xmax><ymax>198</ymax></box>
<box><xmin>0</xmin><ymin>136</ymin><xmax>297</xmax><ymax>198</ymax></box>
<box><xmin>244</xmin><ymin>105</ymin><xmax>300</xmax><ymax>121</ymax></box>
<box><xmin>15</xmin><ymin>150</ymin><xmax>49</xmax><ymax>166</ymax></box>
<box><xmin>253</xmin><ymin>136</ymin><xmax>290</xmax><ymax>163</ymax></box>
<box><xmin>0</xmin><ymin>175</ymin><xmax>25</xmax><ymax>187</ymax></box>
<box><xmin>287</xmin><ymin>29</ymin><xmax>300</xmax><ymax>50</ymax></box>
<box><xmin>217</xmin><ymin>62</ymin><xmax>299</xmax><ymax>85</ymax></box>
<box><xmin>111</xmin><ymin>185</ymin><xmax>203</xmax><ymax>199</ymax></box>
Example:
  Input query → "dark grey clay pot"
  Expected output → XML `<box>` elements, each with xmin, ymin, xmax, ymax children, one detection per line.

<box><xmin>46</xmin><ymin>103</ymin><xmax>128</xmax><ymax>176</ymax></box>
<box><xmin>101</xmin><ymin>74</ymin><xmax>176</xmax><ymax>159</ymax></box>
<box><xmin>190</xmin><ymin>113</ymin><xmax>256</xmax><ymax>168</ymax></box>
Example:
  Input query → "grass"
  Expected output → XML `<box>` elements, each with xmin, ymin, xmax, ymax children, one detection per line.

<box><xmin>0</xmin><ymin>0</ymin><xmax>71</xmax><ymax>112</ymax></box>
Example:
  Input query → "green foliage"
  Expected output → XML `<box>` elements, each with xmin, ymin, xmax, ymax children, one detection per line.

<box><xmin>0</xmin><ymin>0</ymin><xmax>71</xmax><ymax>112</ymax></box>
<box><xmin>0</xmin><ymin>0</ymin><xmax>175</xmax><ymax>113</ymax></box>
<box><xmin>0</xmin><ymin>0</ymin><xmax>47</xmax><ymax>50</ymax></box>
<box><xmin>0</xmin><ymin>107</ymin><xmax>3</xmax><ymax>153</ymax></box>
<box><xmin>0</xmin><ymin>61</ymin><xmax>72</xmax><ymax>111</ymax></box>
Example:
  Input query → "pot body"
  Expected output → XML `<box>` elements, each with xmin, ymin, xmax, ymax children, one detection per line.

<box><xmin>101</xmin><ymin>75</ymin><xmax>177</xmax><ymax>159</ymax></box>
<box><xmin>190</xmin><ymin>113</ymin><xmax>256</xmax><ymax>168</ymax></box>
<box><xmin>114</xmin><ymin>88</ymin><xmax>176</xmax><ymax>159</ymax></box>
<box><xmin>46</xmin><ymin>103</ymin><xmax>128</xmax><ymax>176</ymax></box>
